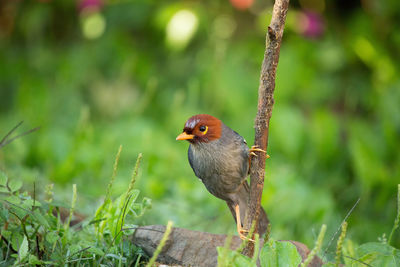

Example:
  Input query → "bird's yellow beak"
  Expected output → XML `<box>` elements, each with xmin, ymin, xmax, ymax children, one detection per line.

<box><xmin>176</xmin><ymin>132</ymin><xmax>195</xmax><ymax>140</ymax></box>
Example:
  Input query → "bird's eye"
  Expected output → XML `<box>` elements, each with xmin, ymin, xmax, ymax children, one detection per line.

<box><xmin>199</xmin><ymin>125</ymin><xmax>207</xmax><ymax>134</ymax></box>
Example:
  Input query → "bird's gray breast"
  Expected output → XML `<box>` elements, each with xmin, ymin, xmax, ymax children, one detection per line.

<box><xmin>187</xmin><ymin>126</ymin><xmax>249</xmax><ymax>201</ymax></box>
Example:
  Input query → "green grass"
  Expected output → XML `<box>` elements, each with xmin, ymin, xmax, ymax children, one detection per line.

<box><xmin>0</xmin><ymin>151</ymin><xmax>150</xmax><ymax>266</ymax></box>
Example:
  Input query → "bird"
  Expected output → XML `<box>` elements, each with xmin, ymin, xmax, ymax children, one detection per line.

<box><xmin>176</xmin><ymin>114</ymin><xmax>269</xmax><ymax>239</ymax></box>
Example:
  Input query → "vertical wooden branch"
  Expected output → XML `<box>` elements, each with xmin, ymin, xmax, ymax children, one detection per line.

<box><xmin>243</xmin><ymin>0</ymin><xmax>289</xmax><ymax>256</ymax></box>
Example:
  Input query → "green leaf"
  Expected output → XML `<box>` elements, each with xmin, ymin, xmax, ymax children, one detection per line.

<box><xmin>128</xmin><ymin>190</ymin><xmax>140</xmax><ymax>203</ymax></box>
<box><xmin>5</xmin><ymin>195</ymin><xmax>21</xmax><ymax>205</ymax></box>
<box><xmin>260</xmin><ymin>239</ymin><xmax>302</xmax><ymax>267</ymax></box>
<box><xmin>94</xmin><ymin>199</ymin><xmax>111</xmax><ymax>221</ymax></box>
<box><xmin>131</xmin><ymin>197</ymin><xmax>152</xmax><ymax>217</ymax></box>
<box><xmin>0</xmin><ymin>171</ymin><xmax>7</xmax><ymax>186</ymax></box>
<box><xmin>46</xmin><ymin>231</ymin><xmax>59</xmax><ymax>244</ymax></box>
<box><xmin>8</xmin><ymin>180</ymin><xmax>22</xmax><ymax>192</ymax></box>
<box><xmin>28</xmin><ymin>254</ymin><xmax>42</xmax><ymax>265</ymax></box>
<box><xmin>18</xmin><ymin>235</ymin><xmax>29</xmax><ymax>261</ymax></box>
<box><xmin>1</xmin><ymin>230</ymin><xmax>11</xmax><ymax>240</ymax></box>
<box><xmin>88</xmin><ymin>246</ymin><xmax>105</xmax><ymax>256</ymax></box>
<box><xmin>11</xmin><ymin>231</ymin><xmax>23</xmax><ymax>252</ymax></box>
<box><xmin>28</xmin><ymin>254</ymin><xmax>53</xmax><ymax>265</ymax></box>
<box><xmin>0</xmin><ymin>187</ymin><xmax>10</xmax><ymax>193</ymax></box>
<box><xmin>342</xmin><ymin>239</ymin><xmax>357</xmax><ymax>266</ymax></box>
<box><xmin>321</xmin><ymin>263</ymin><xmax>336</xmax><ymax>267</ymax></box>
<box><xmin>217</xmin><ymin>247</ymin><xmax>255</xmax><ymax>267</ymax></box>
<box><xmin>89</xmin><ymin>217</ymin><xmax>107</xmax><ymax>225</ymax></box>
<box><xmin>110</xmin><ymin>191</ymin><xmax>142</xmax><ymax>242</ymax></box>
<box><xmin>33</xmin><ymin>209</ymin><xmax>49</xmax><ymax>228</ymax></box>
<box><xmin>142</xmin><ymin>197</ymin><xmax>152</xmax><ymax>209</ymax></box>
<box><xmin>0</xmin><ymin>207</ymin><xmax>9</xmax><ymax>221</ymax></box>
<box><xmin>23</xmin><ymin>198</ymin><xmax>41</xmax><ymax>208</ymax></box>
<box><xmin>68</xmin><ymin>244</ymin><xmax>82</xmax><ymax>256</ymax></box>
<box><xmin>0</xmin><ymin>186</ymin><xmax>10</xmax><ymax>193</ymax></box>
<box><xmin>356</xmin><ymin>242</ymin><xmax>400</xmax><ymax>267</ymax></box>
<box><xmin>10</xmin><ymin>206</ymin><xmax>29</xmax><ymax>220</ymax></box>
<box><xmin>358</xmin><ymin>242</ymin><xmax>395</xmax><ymax>255</ymax></box>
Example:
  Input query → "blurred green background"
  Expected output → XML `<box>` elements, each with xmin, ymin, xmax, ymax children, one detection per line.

<box><xmin>0</xmin><ymin>0</ymin><xmax>399</xmax><ymax>257</ymax></box>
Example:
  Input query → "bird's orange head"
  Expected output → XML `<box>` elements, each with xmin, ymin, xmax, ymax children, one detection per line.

<box><xmin>176</xmin><ymin>114</ymin><xmax>222</xmax><ymax>143</ymax></box>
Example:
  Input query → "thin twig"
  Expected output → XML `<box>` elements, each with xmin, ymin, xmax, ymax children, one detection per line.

<box><xmin>66</xmin><ymin>246</ymin><xmax>92</xmax><ymax>260</ymax></box>
<box><xmin>323</xmin><ymin>198</ymin><xmax>360</xmax><ymax>256</ymax></box>
<box><xmin>0</xmin><ymin>121</ymin><xmax>23</xmax><ymax>145</ymax></box>
<box><xmin>36</xmin><ymin>234</ymin><xmax>41</xmax><ymax>260</ymax></box>
<box><xmin>66</xmin><ymin>257</ymin><xmax>94</xmax><ymax>263</ymax></box>
<box><xmin>0</xmin><ymin>121</ymin><xmax>40</xmax><ymax>149</ymax></box>
<box><xmin>243</xmin><ymin>0</ymin><xmax>290</xmax><ymax>257</ymax></box>
<box><xmin>388</xmin><ymin>184</ymin><xmax>400</xmax><ymax>244</ymax></box>
<box><xmin>123</xmin><ymin>226</ymin><xmax>166</xmax><ymax>234</ymax></box>
<box><xmin>343</xmin><ymin>255</ymin><xmax>373</xmax><ymax>267</ymax></box>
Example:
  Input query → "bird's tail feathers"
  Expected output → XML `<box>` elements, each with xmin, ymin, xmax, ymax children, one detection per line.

<box><xmin>227</xmin><ymin>181</ymin><xmax>269</xmax><ymax>237</ymax></box>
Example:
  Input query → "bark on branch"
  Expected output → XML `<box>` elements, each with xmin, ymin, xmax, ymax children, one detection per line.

<box><xmin>243</xmin><ymin>0</ymin><xmax>290</xmax><ymax>256</ymax></box>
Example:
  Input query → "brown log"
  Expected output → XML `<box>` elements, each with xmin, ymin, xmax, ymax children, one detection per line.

<box><xmin>131</xmin><ymin>225</ymin><xmax>323</xmax><ymax>267</ymax></box>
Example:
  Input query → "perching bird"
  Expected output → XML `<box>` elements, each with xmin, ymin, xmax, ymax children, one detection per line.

<box><xmin>176</xmin><ymin>114</ymin><xmax>269</xmax><ymax>239</ymax></box>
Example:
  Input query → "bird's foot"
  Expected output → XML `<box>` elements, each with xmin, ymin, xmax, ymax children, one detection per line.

<box><xmin>238</xmin><ymin>228</ymin><xmax>255</xmax><ymax>242</ymax></box>
<box><xmin>235</xmin><ymin>205</ymin><xmax>255</xmax><ymax>242</ymax></box>
<box><xmin>250</xmin><ymin>145</ymin><xmax>270</xmax><ymax>158</ymax></box>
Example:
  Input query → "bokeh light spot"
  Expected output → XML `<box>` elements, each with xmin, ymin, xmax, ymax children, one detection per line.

<box><xmin>230</xmin><ymin>0</ymin><xmax>254</xmax><ymax>10</ymax></box>
<box><xmin>294</xmin><ymin>11</ymin><xmax>325</xmax><ymax>38</ymax></box>
<box><xmin>82</xmin><ymin>12</ymin><xmax>106</xmax><ymax>40</ymax></box>
<box><xmin>166</xmin><ymin>9</ymin><xmax>199</xmax><ymax>50</ymax></box>
<box><xmin>354</xmin><ymin>37</ymin><xmax>375</xmax><ymax>65</ymax></box>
